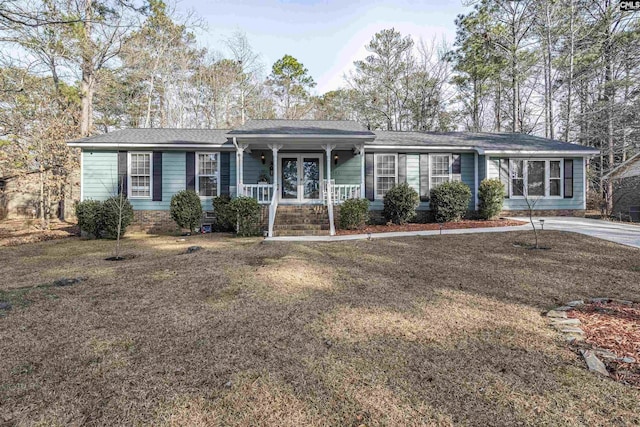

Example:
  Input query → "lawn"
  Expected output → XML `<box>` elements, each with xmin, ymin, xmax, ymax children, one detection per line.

<box><xmin>1</xmin><ymin>230</ymin><xmax>639</xmax><ymax>426</ymax></box>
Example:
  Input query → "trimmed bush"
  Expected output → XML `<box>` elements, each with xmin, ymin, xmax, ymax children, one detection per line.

<box><xmin>75</xmin><ymin>199</ymin><xmax>102</xmax><ymax>238</ymax></box>
<box><xmin>101</xmin><ymin>196</ymin><xmax>134</xmax><ymax>239</ymax></box>
<box><xmin>339</xmin><ymin>198</ymin><xmax>370</xmax><ymax>230</ymax></box>
<box><xmin>383</xmin><ymin>183</ymin><xmax>419</xmax><ymax>224</ymax></box>
<box><xmin>478</xmin><ymin>178</ymin><xmax>505</xmax><ymax>220</ymax></box>
<box><xmin>170</xmin><ymin>190</ymin><xmax>203</xmax><ymax>233</ymax></box>
<box><xmin>229</xmin><ymin>196</ymin><xmax>261</xmax><ymax>237</ymax></box>
<box><xmin>212</xmin><ymin>195</ymin><xmax>234</xmax><ymax>232</ymax></box>
<box><xmin>430</xmin><ymin>181</ymin><xmax>472</xmax><ymax>222</ymax></box>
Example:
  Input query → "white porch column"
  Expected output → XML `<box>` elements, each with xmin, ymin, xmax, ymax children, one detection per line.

<box><xmin>234</xmin><ymin>141</ymin><xmax>249</xmax><ymax>198</ymax></box>
<box><xmin>268</xmin><ymin>144</ymin><xmax>282</xmax><ymax>195</ymax></box>
<box><xmin>358</xmin><ymin>144</ymin><xmax>365</xmax><ymax>199</ymax></box>
<box><xmin>474</xmin><ymin>152</ymin><xmax>479</xmax><ymax>211</ymax></box>
<box><xmin>322</xmin><ymin>144</ymin><xmax>336</xmax><ymax>236</ymax></box>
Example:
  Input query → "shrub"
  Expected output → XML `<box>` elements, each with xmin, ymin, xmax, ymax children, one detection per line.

<box><xmin>383</xmin><ymin>183</ymin><xmax>419</xmax><ymax>224</ymax></box>
<box><xmin>229</xmin><ymin>196</ymin><xmax>261</xmax><ymax>237</ymax></box>
<box><xmin>430</xmin><ymin>181</ymin><xmax>472</xmax><ymax>222</ymax></box>
<box><xmin>75</xmin><ymin>199</ymin><xmax>102</xmax><ymax>238</ymax></box>
<box><xmin>478</xmin><ymin>178</ymin><xmax>505</xmax><ymax>220</ymax></box>
<box><xmin>170</xmin><ymin>190</ymin><xmax>203</xmax><ymax>233</ymax></box>
<box><xmin>212</xmin><ymin>195</ymin><xmax>235</xmax><ymax>232</ymax></box>
<box><xmin>339</xmin><ymin>198</ymin><xmax>370</xmax><ymax>230</ymax></box>
<box><xmin>100</xmin><ymin>196</ymin><xmax>134</xmax><ymax>239</ymax></box>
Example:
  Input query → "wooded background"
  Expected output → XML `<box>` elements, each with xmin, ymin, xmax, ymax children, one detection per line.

<box><xmin>0</xmin><ymin>0</ymin><xmax>638</xmax><ymax>222</ymax></box>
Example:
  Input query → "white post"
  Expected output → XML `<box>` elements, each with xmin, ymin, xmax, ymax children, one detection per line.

<box><xmin>238</xmin><ymin>148</ymin><xmax>244</xmax><ymax>197</ymax></box>
<box><xmin>359</xmin><ymin>144</ymin><xmax>365</xmax><ymax>199</ymax></box>
<box><xmin>268</xmin><ymin>144</ymin><xmax>282</xmax><ymax>199</ymax></box>
<box><xmin>322</xmin><ymin>144</ymin><xmax>336</xmax><ymax>236</ymax></box>
<box><xmin>474</xmin><ymin>152</ymin><xmax>479</xmax><ymax>211</ymax></box>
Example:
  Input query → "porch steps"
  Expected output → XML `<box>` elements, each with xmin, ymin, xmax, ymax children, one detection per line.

<box><xmin>273</xmin><ymin>206</ymin><xmax>330</xmax><ymax>236</ymax></box>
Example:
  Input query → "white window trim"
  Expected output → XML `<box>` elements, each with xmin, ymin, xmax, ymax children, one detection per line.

<box><xmin>429</xmin><ymin>153</ymin><xmax>453</xmax><ymax>189</ymax></box>
<box><xmin>373</xmin><ymin>153</ymin><xmax>398</xmax><ymax>200</ymax></box>
<box><xmin>196</xmin><ymin>152</ymin><xmax>221</xmax><ymax>199</ymax></box>
<box><xmin>127</xmin><ymin>151</ymin><xmax>152</xmax><ymax>199</ymax></box>
<box><xmin>509</xmin><ymin>158</ymin><xmax>563</xmax><ymax>199</ymax></box>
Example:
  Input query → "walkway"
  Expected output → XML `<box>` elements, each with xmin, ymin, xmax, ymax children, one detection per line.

<box><xmin>266</xmin><ymin>217</ymin><xmax>640</xmax><ymax>249</ymax></box>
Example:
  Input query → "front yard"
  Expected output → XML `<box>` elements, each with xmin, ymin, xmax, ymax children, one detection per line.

<box><xmin>1</xmin><ymin>231</ymin><xmax>639</xmax><ymax>425</ymax></box>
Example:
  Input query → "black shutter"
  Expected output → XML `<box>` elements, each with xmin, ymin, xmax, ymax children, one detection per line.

<box><xmin>117</xmin><ymin>151</ymin><xmax>127</xmax><ymax>196</ymax></box>
<box><xmin>419</xmin><ymin>154</ymin><xmax>430</xmax><ymax>202</ymax></box>
<box><xmin>220</xmin><ymin>152</ymin><xmax>230</xmax><ymax>196</ymax></box>
<box><xmin>152</xmin><ymin>152</ymin><xmax>162</xmax><ymax>201</ymax></box>
<box><xmin>365</xmin><ymin>153</ymin><xmax>374</xmax><ymax>201</ymax></box>
<box><xmin>186</xmin><ymin>152</ymin><xmax>196</xmax><ymax>191</ymax></box>
<box><xmin>564</xmin><ymin>159</ymin><xmax>574</xmax><ymax>198</ymax></box>
<box><xmin>398</xmin><ymin>154</ymin><xmax>407</xmax><ymax>184</ymax></box>
<box><xmin>452</xmin><ymin>154</ymin><xmax>461</xmax><ymax>174</ymax></box>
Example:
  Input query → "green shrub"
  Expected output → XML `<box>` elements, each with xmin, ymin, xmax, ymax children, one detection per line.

<box><xmin>75</xmin><ymin>199</ymin><xmax>102</xmax><ymax>238</ymax></box>
<box><xmin>478</xmin><ymin>178</ymin><xmax>505</xmax><ymax>220</ymax></box>
<box><xmin>339</xmin><ymin>198</ymin><xmax>370</xmax><ymax>230</ymax></box>
<box><xmin>170</xmin><ymin>190</ymin><xmax>203</xmax><ymax>233</ymax></box>
<box><xmin>229</xmin><ymin>196</ymin><xmax>261</xmax><ymax>237</ymax></box>
<box><xmin>100</xmin><ymin>195</ymin><xmax>134</xmax><ymax>239</ymax></box>
<box><xmin>383</xmin><ymin>183</ymin><xmax>419</xmax><ymax>224</ymax></box>
<box><xmin>212</xmin><ymin>195</ymin><xmax>235</xmax><ymax>232</ymax></box>
<box><xmin>430</xmin><ymin>181</ymin><xmax>472</xmax><ymax>222</ymax></box>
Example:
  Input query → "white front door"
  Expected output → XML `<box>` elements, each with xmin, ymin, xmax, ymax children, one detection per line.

<box><xmin>280</xmin><ymin>154</ymin><xmax>323</xmax><ymax>203</ymax></box>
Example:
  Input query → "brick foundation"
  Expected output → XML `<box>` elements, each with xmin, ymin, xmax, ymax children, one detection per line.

<box><xmin>500</xmin><ymin>209</ymin><xmax>586</xmax><ymax>217</ymax></box>
<box><xmin>131</xmin><ymin>210</ymin><xmax>179</xmax><ymax>233</ymax></box>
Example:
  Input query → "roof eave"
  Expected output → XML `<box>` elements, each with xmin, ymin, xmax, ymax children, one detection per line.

<box><xmin>226</xmin><ymin>133</ymin><xmax>374</xmax><ymax>139</ymax></box>
<box><xmin>478</xmin><ymin>149</ymin><xmax>600</xmax><ymax>156</ymax></box>
<box><xmin>67</xmin><ymin>142</ymin><xmax>232</xmax><ymax>149</ymax></box>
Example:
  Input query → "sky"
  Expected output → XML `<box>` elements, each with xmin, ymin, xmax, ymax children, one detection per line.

<box><xmin>177</xmin><ymin>0</ymin><xmax>471</xmax><ymax>94</ymax></box>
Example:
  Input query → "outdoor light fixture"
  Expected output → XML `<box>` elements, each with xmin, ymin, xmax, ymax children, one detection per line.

<box><xmin>334</xmin><ymin>154</ymin><xmax>339</xmax><ymax>165</ymax></box>
<box><xmin>261</xmin><ymin>152</ymin><xmax>265</xmax><ymax>164</ymax></box>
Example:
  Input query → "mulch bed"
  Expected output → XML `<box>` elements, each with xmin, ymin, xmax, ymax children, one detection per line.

<box><xmin>336</xmin><ymin>219</ymin><xmax>526</xmax><ymax>235</ymax></box>
<box><xmin>569</xmin><ymin>301</ymin><xmax>640</xmax><ymax>388</ymax></box>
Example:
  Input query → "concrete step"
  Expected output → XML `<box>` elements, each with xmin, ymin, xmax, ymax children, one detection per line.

<box><xmin>274</xmin><ymin>229</ymin><xmax>330</xmax><ymax>236</ymax></box>
<box><xmin>273</xmin><ymin>224</ymin><xmax>330</xmax><ymax>231</ymax></box>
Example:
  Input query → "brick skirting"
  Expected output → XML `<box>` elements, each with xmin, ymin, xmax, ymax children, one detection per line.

<box><xmin>130</xmin><ymin>210</ymin><xmax>179</xmax><ymax>233</ymax></box>
<box><xmin>500</xmin><ymin>209</ymin><xmax>586</xmax><ymax>217</ymax></box>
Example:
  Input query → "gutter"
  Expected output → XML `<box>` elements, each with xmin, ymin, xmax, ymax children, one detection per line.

<box><xmin>67</xmin><ymin>142</ymin><xmax>233</xmax><ymax>149</ymax></box>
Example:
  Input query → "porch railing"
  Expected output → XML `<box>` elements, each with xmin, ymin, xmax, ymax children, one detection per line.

<box><xmin>241</xmin><ymin>183</ymin><xmax>274</xmax><ymax>204</ymax></box>
<box><xmin>323</xmin><ymin>180</ymin><xmax>361</xmax><ymax>205</ymax></box>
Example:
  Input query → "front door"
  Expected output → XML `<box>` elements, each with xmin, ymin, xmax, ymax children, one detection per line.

<box><xmin>281</xmin><ymin>154</ymin><xmax>322</xmax><ymax>203</ymax></box>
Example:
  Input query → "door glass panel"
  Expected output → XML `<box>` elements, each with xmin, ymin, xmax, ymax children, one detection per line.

<box><xmin>303</xmin><ymin>158</ymin><xmax>320</xmax><ymax>199</ymax></box>
<box><xmin>281</xmin><ymin>158</ymin><xmax>298</xmax><ymax>199</ymax></box>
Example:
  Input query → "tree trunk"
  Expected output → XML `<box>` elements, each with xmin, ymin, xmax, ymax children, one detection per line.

<box><xmin>79</xmin><ymin>0</ymin><xmax>94</xmax><ymax>137</ymax></box>
<box><xmin>564</xmin><ymin>0</ymin><xmax>575</xmax><ymax>142</ymax></box>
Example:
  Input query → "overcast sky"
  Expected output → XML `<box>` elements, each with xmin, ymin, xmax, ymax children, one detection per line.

<box><xmin>178</xmin><ymin>0</ymin><xmax>470</xmax><ymax>94</ymax></box>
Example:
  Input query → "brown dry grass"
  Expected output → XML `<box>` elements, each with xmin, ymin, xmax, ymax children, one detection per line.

<box><xmin>1</xmin><ymin>230</ymin><xmax>639</xmax><ymax>426</ymax></box>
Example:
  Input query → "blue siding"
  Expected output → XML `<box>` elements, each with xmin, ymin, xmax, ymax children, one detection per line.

<box><xmin>460</xmin><ymin>153</ymin><xmax>475</xmax><ymax>210</ymax></box>
<box><xmin>488</xmin><ymin>157</ymin><xmax>585</xmax><ymax>211</ymax></box>
<box><xmin>82</xmin><ymin>151</ymin><xmax>118</xmax><ymax>201</ymax></box>
<box><xmin>406</xmin><ymin>155</ymin><xmax>420</xmax><ymax>194</ymax></box>
<box><xmin>244</xmin><ymin>151</ymin><xmax>272</xmax><ymax>185</ymax></box>
<box><xmin>331</xmin><ymin>151</ymin><xmax>360</xmax><ymax>185</ymax></box>
<box><xmin>478</xmin><ymin>155</ymin><xmax>486</xmax><ymax>181</ymax></box>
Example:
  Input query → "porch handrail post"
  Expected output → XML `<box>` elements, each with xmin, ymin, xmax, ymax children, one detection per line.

<box><xmin>322</xmin><ymin>144</ymin><xmax>336</xmax><ymax>236</ymax></box>
<box><xmin>267</xmin><ymin>144</ymin><xmax>282</xmax><ymax>237</ymax></box>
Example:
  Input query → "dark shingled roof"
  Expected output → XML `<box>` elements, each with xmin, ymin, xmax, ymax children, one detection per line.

<box><xmin>68</xmin><ymin>128</ymin><xmax>230</xmax><ymax>145</ymax></box>
<box><xmin>372</xmin><ymin>131</ymin><xmax>598</xmax><ymax>152</ymax></box>
<box><xmin>228</xmin><ymin>120</ymin><xmax>374</xmax><ymax>136</ymax></box>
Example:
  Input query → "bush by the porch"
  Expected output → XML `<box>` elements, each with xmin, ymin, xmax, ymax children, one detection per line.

<box><xmin>212</xmin><ymin>195</ymin><xmax>235</xmax><ymax>232</ymax></box>
<box><xmin>383</xmin><ymin>183</ymin><xmax>420</xmax><ymax>225</ymax></box>
<box><xmin>229</xmin><ymin>196</ymin><xmax>261</xmax><ymax>237</ymax></box>
<box><xmin>339</xmin><ymin>198</ymin><xmax>370</xmax><ymax>230</ymax></box>
<box><xmin>478</xmin><ymin>178</ymin><xmax>505</xmax><ymax>220</ymax></box>
<box><xmin>170</xmin><ymin>190</ymin><xmax>203</xmax><ymax>233</ymax></box>
<box><xmin>430</xmin><ymin>181</ymin><xmax>471</xmax><ymax>222</ymax></box>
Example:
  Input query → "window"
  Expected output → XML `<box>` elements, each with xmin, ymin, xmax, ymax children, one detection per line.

<box><xmin>431</xmin><ymin>154</ymin><xmax>451</xmax><ymax>188</ymax></box>
<box><xmin>375</xmin><ymin>154</ymin><xmax>397</xmax><ymax>199</ymax></box>
<box><xmin>197</xmin><ymin>153</ymin><xmax>219</xmax><ymax>197</ymax></box>
<box><xmin>129</xmin><ymin>152</ymin><xmax>151</xmax><ymax>198</ymax></box>
<box><xmin>509</xmin><ymin>159</ymin><xmax>563</xmax><ymax>198</ymax></box>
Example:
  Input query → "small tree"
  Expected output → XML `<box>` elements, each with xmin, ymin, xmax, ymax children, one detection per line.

<box><xmin>170</xmin><ymin>190</ymin><xmax>203</xmax><ymax>233</ymax></box>
<box><xmin>478</xmin><ymin>178</ymin><xmax>505</xmax><ymax>220</ymax></box>
<box><xmin>430</xmin><ymin>181</ymin><xmax>472</xmax><ymax>222</ymax></box>
<box><xmin>229</xmin><ymin>196</ymin><xmax>261</xmax><ymax>237</ymax></box>
<box><xmin>382</xmin><ymin>183</ymin><xmax>420</xmax><ymax>224</ymax></box>
<box><xmin>523</xmin><ymin>195</ymin><xmax>542</xmax><ymax>249</ymax></box>
<box><xmin>101</xmin><ymin>195</ymin><xmax>134</xmax><ymax>245</ymax></box>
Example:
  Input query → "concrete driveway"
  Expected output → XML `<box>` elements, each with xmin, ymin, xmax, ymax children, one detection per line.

<box><xmin>509</xmin><ymin>217</ymin><xmax>640</xmax><ymax>249</ymax></box>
